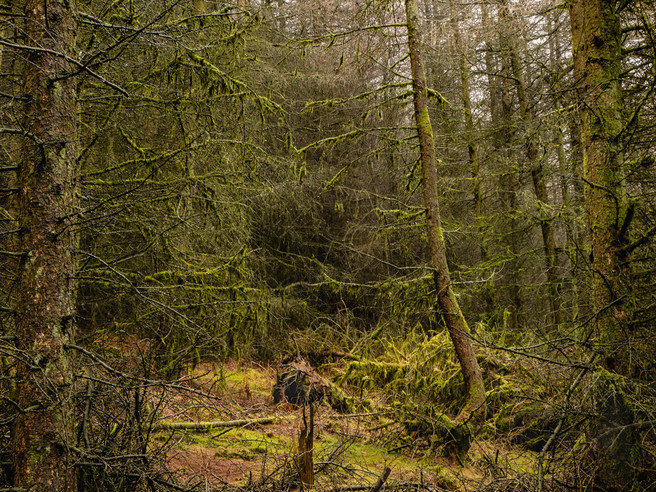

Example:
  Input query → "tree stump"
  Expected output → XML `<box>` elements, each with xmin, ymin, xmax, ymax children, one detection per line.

<box><xmin>273</xmin><ymin>357</ymin><xmax>326</xmax><ymax>406</ymax></box>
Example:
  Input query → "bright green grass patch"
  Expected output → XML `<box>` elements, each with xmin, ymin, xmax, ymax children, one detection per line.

<box><xmin>220</xmin><ymin>365</ymin><xmax>274</xmax><ymax>398</ymax></box>
<box><xmin>182</xmin><ymin>427</ymin><xmax>291</xmax><ymax>461</ymax></box>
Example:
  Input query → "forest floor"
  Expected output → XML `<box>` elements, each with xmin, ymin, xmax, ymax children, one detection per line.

<box><xmin>154</xmin><ymin>361</ymin><xmax>538</xmax><ymax>491</ymax></box>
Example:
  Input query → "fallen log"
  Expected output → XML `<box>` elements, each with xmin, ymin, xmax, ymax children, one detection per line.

<box><xmin>152</xmin><ymin>416</ymin><xmax>276</xmax><ymax>431</ymax></box>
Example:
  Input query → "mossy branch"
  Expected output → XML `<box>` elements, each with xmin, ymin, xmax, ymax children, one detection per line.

<box><xmin>295</xmin><ymin>130</ymin><xmax>367</xmax><ymax>154</ymax></box>
<box><xmin>303</xmin><ymin>82</ymin><xmax>411</xmax><ymax>112</ymax></box>
<box><xmin>185</xmin><ymin>53</ymin><xmax>284</xmax><ymax>116</ymax></box>
<box><xmin>292</xmin><ymin>23</ymin><xmax>409</xmax><ymax>46</ymax></box>
<box><xmin>620</xmin><ymin>224</ymin><xmax>656</xmax><ymax>255</ymax></box>
<box><xmin>152</xmin><ymin>416</ymin><xmax>277</xmax><ymax>431</ymax></box>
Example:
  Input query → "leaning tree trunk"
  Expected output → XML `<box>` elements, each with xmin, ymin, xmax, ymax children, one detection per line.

<box><xmin>11</xmin><ymin>0</ymin><xmax>79</xmax><ymax>489</ymax></box>
<box><xmin>569</xmin><ymin>0</ymin><xmax>636</xmax><ymax>487</ymax></box>
<box><xmin>404</xmin><ymin>0</ymin><xmax>485</xmax><ymax>423</ymax></box>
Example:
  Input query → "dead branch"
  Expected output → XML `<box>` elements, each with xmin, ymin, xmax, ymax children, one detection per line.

<box><xmin>369</xmin><ymin>466</ymin><xmax>392</xmax><ymax>492</ymax></box>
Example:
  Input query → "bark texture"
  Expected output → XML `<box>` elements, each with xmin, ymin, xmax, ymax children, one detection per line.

<box><xmin>404</xmin><ymin>0</ymin><xmax>485</xmax><ymax>423</ymax></box>
<box><xmin>11</xmin><ymin>0</ymin><xmax>79</xmax><ymax>489</ymax></box>
<box><xmin>570</xmin><ymin>0</ymin><xmax>632</xmax><ymax>369</ymax></box>
<box><xmin>569</xmin><ymin>0</ymin><xmax>637</xmax><ymax>487</ymax></box>
<box><xmin>296</xmin><ymin>403</ymin><xmax>314</xmax><ymax>489</ymax></box>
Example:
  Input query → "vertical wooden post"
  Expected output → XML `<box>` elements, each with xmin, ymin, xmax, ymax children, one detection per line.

<box><xmin>297</xmin><ymin>402</ymin><xmax>314</xmax><ymax>489</ymax></box>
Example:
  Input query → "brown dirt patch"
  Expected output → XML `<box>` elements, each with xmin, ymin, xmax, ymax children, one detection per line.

<box><xmin>168</xmin><ymin>446</ymin><xmax>263</xmax><ymax>485</ymax></box>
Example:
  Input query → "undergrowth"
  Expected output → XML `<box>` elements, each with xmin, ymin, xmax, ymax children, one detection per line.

<box><xmin>333</xmin><ymin>328</ymin><xmax>550</xmax><ymax>449</ymax></box>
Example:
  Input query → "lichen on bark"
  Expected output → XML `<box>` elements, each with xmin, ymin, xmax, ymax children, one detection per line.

<box><xmin>569</xmin><ymin>0</ymin><xmax>639</xmax><ymax>486</ymax></box>
<box><xmin>11</xmin><ymin>0</ymin><xmax>80</xmax><ymax>489</ymax></box>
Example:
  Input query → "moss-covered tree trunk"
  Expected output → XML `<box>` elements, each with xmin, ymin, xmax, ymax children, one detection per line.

<box><xmin>570</xmin><ymin>0</ymin><xmax>631</xmax><ymax>373</ymax></box>
<box><xmin>569</xmin><ymin>0</ymin><xmax>637</xmax><ymax>486</ymax></box>
<box><xmin>404</xmin><ymin>0</ymin><xmax>485</xmax><ymax>423</ymax></box>
<box><xmin>11</xmin><ymin>0</ymin><xmax>79</xmax><ymax>489</ymax></box>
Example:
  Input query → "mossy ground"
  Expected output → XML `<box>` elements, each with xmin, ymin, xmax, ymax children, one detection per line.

<box><xmin>155</xmin><ymin>357</ymin><xmax>544</xmax><ymax>491</ymax></box>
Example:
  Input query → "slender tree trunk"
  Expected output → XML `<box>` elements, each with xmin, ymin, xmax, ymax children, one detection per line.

<box><xmin>481</xmin><ymin>3</ymin><xmax>500</xmax><ymax>136</ymax></box>
<box><xmin>554</xmin><ymin>114</ymin><xmax>580</xmax><ymax>320</ymax></box>
<box><xmin>548</xmin><ymin>14</ymin><xmax>581</xmax><ymax>322</ymax></box>
<box><xmin>500</xmin><ymin>0</ymin><xmax>563</xmax><ymax>328</ymax></box>
<box><xmin>479</xmin><ymin>2</ymin><xmax>509</xmax><ymax>326</ymax></box>
<box><xmin>449</xmin><ymin>1</ymin><xmax>492</xmax><ymax>314</ymax></box>
<box><xmin>494</xmin><ymin>0</ymin><xmax>524</xmax><ymax>330</ymax></box>
<box><xmin>11</xmin><ymin>0</ymin><xmax>79</xmax><ymax>489</ymax></box>
<box><xmin>569</xmin><ymin>0</ymin><xmax>636</xmax><ymax>486</ymax></box>
<box><xmin>404</xmin><ymin>0</ymin><xmax>485</xmax><ymax>422</ymax></box>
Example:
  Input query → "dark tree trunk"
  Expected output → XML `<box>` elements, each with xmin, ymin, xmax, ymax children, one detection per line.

<box><xmin>296</xmin><ymin>403</ymin><xmax>314</xmax><ymax>489</ymax></box>
<box><xmin>11</xmin><ymin>0</ymin><xmax>79</xmax><ymax>489</ymax></box>
<box><xmin>569</xmin><ymin>0</ymin><xmax>637</xmax><ymax>487</ymax></box>
<box><xmin>570</xmin><ymin>0</ymin><xmax>631</xmax><ymax>373</ymax></box>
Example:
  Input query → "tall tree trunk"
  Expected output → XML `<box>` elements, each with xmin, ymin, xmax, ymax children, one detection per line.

<box><xmin>569</xmin><ymin>0</ymin><xmax>636</xmax><ymax>486</ymax></box>
<box><xmin>404</xmin><ymin>0</ymin><xmax>485</xmax><ymax>423</ymax></box>
<box><xmin>449</xmin><ymin>1</ymin><xmax>492</xmax><ymax>315</ymax></box>
<box><xmin>11</xmin><ymin>0</ymin><xmax>79</xmax><ymax>489</ymax></box>
<box><xmin>548</xmin><ymin>13</ymin><xmax>581</xmax><ymax>323</ymax></box>
<box><xmin>493</xmin><ymin>0</ymin><xmax>524</xmax><ymax>330</ymax></box>
<box><xmin>570</xmin><ymin>0</ymin><xmax>632</xmax><ymax>373</ymax></box>
<box><xmin>500</xmin><ymin>0</ymin><xmax>563</xmax><ymax>328</ymax></box>
<box><xmin>481</xmin><ymin>3</ymin><xmax>500</xmax><ymax>136</ymax></box>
